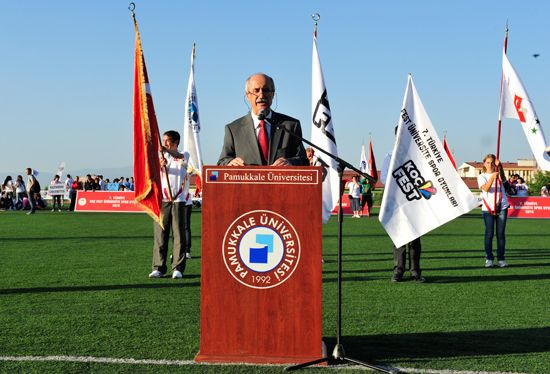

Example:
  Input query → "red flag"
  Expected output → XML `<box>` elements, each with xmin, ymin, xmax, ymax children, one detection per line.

<box><xmin>194</xmin><ymin>174</ymin><xmax>202</xmax><ymax>197</ymax></box>
<box><xmin>368</xmin><ymin>140</ymin><xmax>378</xmax><ymax>183</ymax></box>
<box><xmin>132</xmin><ymin>17</ymin><xmax>163</xmax><ymax>226</ymax></box>
<box><xmin>443</xmin><ymin>136</ymin><xmax>457</xmax><ymax>170</ymax></box>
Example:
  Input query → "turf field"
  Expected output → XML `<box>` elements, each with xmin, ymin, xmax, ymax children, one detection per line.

<box><xmin>0</xmin><ymin>209</ymin><xmax>549</xmax><ymax>373</ymax></box>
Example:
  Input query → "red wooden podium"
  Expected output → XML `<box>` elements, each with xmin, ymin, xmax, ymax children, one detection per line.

<box><xmin>196</xmin><ymin>166</ymin><xmax>323</xmax><ymax>364</ymax></box>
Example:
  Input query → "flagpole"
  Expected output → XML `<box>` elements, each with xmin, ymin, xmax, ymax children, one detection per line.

<box><xmin>496</xmin><ymin>22</ymin><xmax>509</xmax><ymax>159</ymax></box>
<box><xmin>494</xmin><ymin>23</ymin><xmax>508</xmax><ymax>214</ymax></box>
<box><xmin>130</xmin><ymin>3</ymin><xmax>174</xmax><ymax>202</ymax></box>
<box><xmin>287</xmin><ymin>13</ymin><xmax>394</xmax><ymax>374</ymax></box>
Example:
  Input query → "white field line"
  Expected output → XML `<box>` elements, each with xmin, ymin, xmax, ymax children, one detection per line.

<box><xmin>0</xmin><ymin>355</ymin><xmax>528</xmax><ymax>374</ymax></box>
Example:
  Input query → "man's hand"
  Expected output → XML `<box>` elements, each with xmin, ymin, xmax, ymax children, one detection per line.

<box><xmin>272</xmin><ymin>157</ymin><xmax>290</xmax><ymax>166</ymax></box>
<box><xmin>228</xmin><ymin>157</ymin><xmax>245</xmax><ymax>166</ymax></box>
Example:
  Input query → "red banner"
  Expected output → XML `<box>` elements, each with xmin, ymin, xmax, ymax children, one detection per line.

<box><xmin>508</xmin><ymin>197</ymin><xmax>550</xmax><ymax>219</ymax></box>
<box><xmin>74</xmin><ymin>191</ymin><xmax>143</xmax><ymax>213</ymax></box>
<box><xmin>331</xmin><ymin>194</ymin><xmax>370</xmax><ymax>216</ymax></box>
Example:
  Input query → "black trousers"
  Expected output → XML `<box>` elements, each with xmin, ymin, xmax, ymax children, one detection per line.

<box><xmin>183</xmin><ymin>204</ymin><xmax>192</xmax><ymax>253</ymax></box>
<box><xmin>393</xmin><ymin>237</ymin><xmax>422</xmax><ymax>276</ymax></box>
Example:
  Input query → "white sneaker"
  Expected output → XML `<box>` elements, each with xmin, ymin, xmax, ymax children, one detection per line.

<box><xmin>172</xmin><ymin>270</ymin><xmax>183</xmax><ymax>279</ymax></box>
<box><xmin>498</xmin><ymin>260</ymin><xmax>507</xmax><ymax>268</ymax></box>
<box><xmin>148</xmin><ymin>270</ymin><xmax>163</xmax><ymax>278</ymax></box>
<box><xmin>185</xmin><ymin>253</ymin><xmax>192</xmax><ymax>259</ymax></box>
<box><xmin>485</xmin><ymin>259</ymin><xmax>494</xmax><ymax>268</ymax></box>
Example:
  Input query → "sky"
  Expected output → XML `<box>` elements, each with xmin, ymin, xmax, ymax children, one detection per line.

<box><xmin>1</xmin><ymin>0</ymin><xmax>549</xmax><ymax>178</ymax></box>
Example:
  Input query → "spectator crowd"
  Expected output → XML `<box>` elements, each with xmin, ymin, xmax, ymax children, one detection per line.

<box><xmin>0</xmin><ymin>169</ymin><xmax>135</xmax><ymax>212</ymax></box>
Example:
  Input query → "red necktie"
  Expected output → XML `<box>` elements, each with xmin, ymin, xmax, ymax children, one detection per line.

<box><xmin>258</xmin><ymin>120</ymin><xmax>269</xmax><ymax>165</ymax></box>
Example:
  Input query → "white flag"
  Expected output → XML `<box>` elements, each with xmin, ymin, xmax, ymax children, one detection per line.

<box><xmin>379</xmin><ymin>75</ymin><xmax>479</xmax><ymax>248</ymax></box>
<box><xmin>311</xmin><ymin>31</ymin><xmax>339</xmax><ymax>224</ymax></box>
<box><xmin>183</xmin><ymin>44</ymin><xmax>204</xmax><ymax>181</ymax></box>
<box><xmin>360</xmin><ymin>143</ymin><xmax>368</xmax><ymax>174</ymax></box>
<box><xmin>501</xmin><ymin>50</ymin><xmax>550</xmax><ymax>171</ymax></box>
<box><xmin>55</xmin><ymin>161</ymin><xmax>66</xmax><ymax>178</ymax></box>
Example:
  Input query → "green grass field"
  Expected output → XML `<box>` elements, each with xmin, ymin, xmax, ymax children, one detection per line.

<box><xmin>1</xmin><ymin>209</ymin><xmax>549</xmax><ymax>373</ymax></box>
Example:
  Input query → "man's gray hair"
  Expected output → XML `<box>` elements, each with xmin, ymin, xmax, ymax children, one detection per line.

<box><xmin>245</xmin><ymin>73</ymin><xmax>275</xmax><ymax>93</ymax></box>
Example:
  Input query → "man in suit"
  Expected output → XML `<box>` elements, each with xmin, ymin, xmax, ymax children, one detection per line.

<box><xmin>218</xmin><ymin>73</ymin><xmax>308</xmax><ymax>166</ymax></box>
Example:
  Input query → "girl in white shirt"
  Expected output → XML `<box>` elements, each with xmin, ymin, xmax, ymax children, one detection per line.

<box><xmin>477</xmin><ymin>154</ymin><xmax>509</xmax><ymax>268</ymax></box>
<box><xmin>347</xmin><ymin>175</ymin><xmax>362</xmax><ymax>218</ymax></box>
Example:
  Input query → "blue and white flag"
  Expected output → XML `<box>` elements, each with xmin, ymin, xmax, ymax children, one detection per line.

<box><xmin>183</xmin><ymin>44</ymin><xmax>204</xmax><ymax>185</ymax></box>
<box><xmin>359</xmin><ymin>143</ymin><xmax>368</xmax><ymax>174</ymax></box>
<box><xmin>311</xmin><ymin>30</ymin><xmax>339</xmax><ymax>224</ymax></box>
<box><xmin>379</xmin><ymin>75</ymin><xmax>478</xmax><ymax>247</ymax></box>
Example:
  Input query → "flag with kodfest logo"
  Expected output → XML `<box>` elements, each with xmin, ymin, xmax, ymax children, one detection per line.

<box><xmin>379</xmin><ymin>75</ymin><xmax>478</xmax><ymax>248</ymax></box>
<box><xmin>500</xmin><ymin>49</ymin><xmax>550</xmax><ymax>171</ymax></box>
<box><xmin>311</xmin><ymin>26</ymin><xmax>339</xmax><ymax>224</ymax></box>
<box><xmin>183</xmin><ymin>43</ymin><xmax>204</xmax><ymax>193</ymax></box>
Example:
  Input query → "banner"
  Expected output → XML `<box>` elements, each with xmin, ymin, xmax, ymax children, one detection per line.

<box><xmin>501</xmin><ymin>50</ymin><xmax>550</xmax><ymax>171</ymax></box>
<box><xmin>311</xmin><ymin>29</ymin><xmax>339</xmax><ymax>224</ymax></box>
<box><xmin>379</xmin><ymin>75</ymin><xmax>479</xmax><ymax>248</ymax></box>
<box><xmin>508</xmin><ymin>197</ymin><xmax>550</xmax><ymax>219</ymax></box>
<box><xmin>75</xmin><ymin>191</ymin><xmax>143</xmax><ymax>213</ymax></box>
<box><xmin>48</xmin><ymin>183</ymin><xmax>65</xmax><ymax>196</ymax></box>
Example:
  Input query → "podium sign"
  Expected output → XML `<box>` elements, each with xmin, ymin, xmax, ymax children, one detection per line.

<box><xmin>196</xmin><ymin>166</ymin><xmax>323</xmax><ymax>364</ymax></box>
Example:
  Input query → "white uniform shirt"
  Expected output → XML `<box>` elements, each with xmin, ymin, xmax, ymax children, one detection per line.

<box><xmin>347</xmin><ymin>181</ymin><xmax>361</xmax><ymax>199</ymax></box>
<box><xmin>161</xmin><ymin>153</ymin><xmax>190</xmax><ymax>203</ymax></box>
<box><xmin>477</xmin><ymin>173</ymin><xmax>509</xmax><ymax>212</ymax></box>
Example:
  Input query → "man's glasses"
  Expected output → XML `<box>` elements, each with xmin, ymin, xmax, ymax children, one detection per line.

<box><xmin>247</xmin><ymin>87</ymin><xmax>274</xmax><ymax>96</ymax></box>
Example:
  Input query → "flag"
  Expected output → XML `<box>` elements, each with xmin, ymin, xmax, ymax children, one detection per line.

<box><xmin>183</xmin><ymin>44</ymin><xmax>204</xmax><ymax>195</ymax></box>
<box><xmin>360</xmin><ymin>141</ymin><xmax>378</xmax><ymax>182</ymax></box>
<box><xmin>500</xmin><ymin>50</ymin><xmax>550</xmax><ymax>170</ymax></box>
<box><xmin>443</xmin><ymin>136</ymin><xmax>457</xmax><ymax>170</ymax></box>
<box><xmin>368</xmin><ymin>140</ymin><xmax>378</xmax><ymax>182</ymax></box>
<box><xmin>55</xmin><ymin>161</ymin><xmax>66</xmax><ymax>178</ymax></box>
<box><xmin>379</xmin><ymin>75</ymin><xmax>478</xmax><ymax>248</ymax></box>
<box><xmin>132</xmin><ymin>16</ymin><xmax>164</xmax><ymax>226</ymax></box>
<box><xmin>359</xmin><ymin>143</ymin><xmax>368</xmax><ymax>173</ymax></box>
<box><xmin>311</xmin><ymin>29</ymin><xmax>339</xmax><ymax>224</ymax></box>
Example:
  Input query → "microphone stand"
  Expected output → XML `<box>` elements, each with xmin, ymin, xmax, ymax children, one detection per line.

<box><xmin>276</xmin><ymin>125</ymin><xmax>396</xmax><ymax>373</ymax></box>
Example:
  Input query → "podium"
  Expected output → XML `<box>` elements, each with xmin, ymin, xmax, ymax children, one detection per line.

<box><xmin>196</xmin><ymin>166</ymin><xmax>323</xmax><ymax>364</ymax></box>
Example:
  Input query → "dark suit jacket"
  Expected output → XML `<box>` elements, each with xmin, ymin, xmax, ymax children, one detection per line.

<box><xmin>217</xmin><ymin>112</ymin><xmax>309</xmax><ymax>166</ymax></box>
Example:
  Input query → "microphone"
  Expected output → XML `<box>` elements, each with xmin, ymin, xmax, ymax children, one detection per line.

<box><xmin>258</xmin><ymin>109</ymin><xmax>268</xmax><ymax>121</ymax></box>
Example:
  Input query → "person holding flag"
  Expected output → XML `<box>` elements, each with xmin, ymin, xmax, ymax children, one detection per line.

<box><xmin>477</xmin><ymin>154</ymin><xmax>509</xmax><ymax>268</ymax></box>
<box><xmin>217</xmin><ymin>73</ymin><xmax>308</xmax><ymax>167</ymax></box>
<box><xmin>149</xmin><ymin>130</ymin><xmax>190</xmax><ymax>279</ymax></box>
<box><xmin>380</xmin><ymin>75</ymin><xmax>479</xmax><ymax>281</ymax></box>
